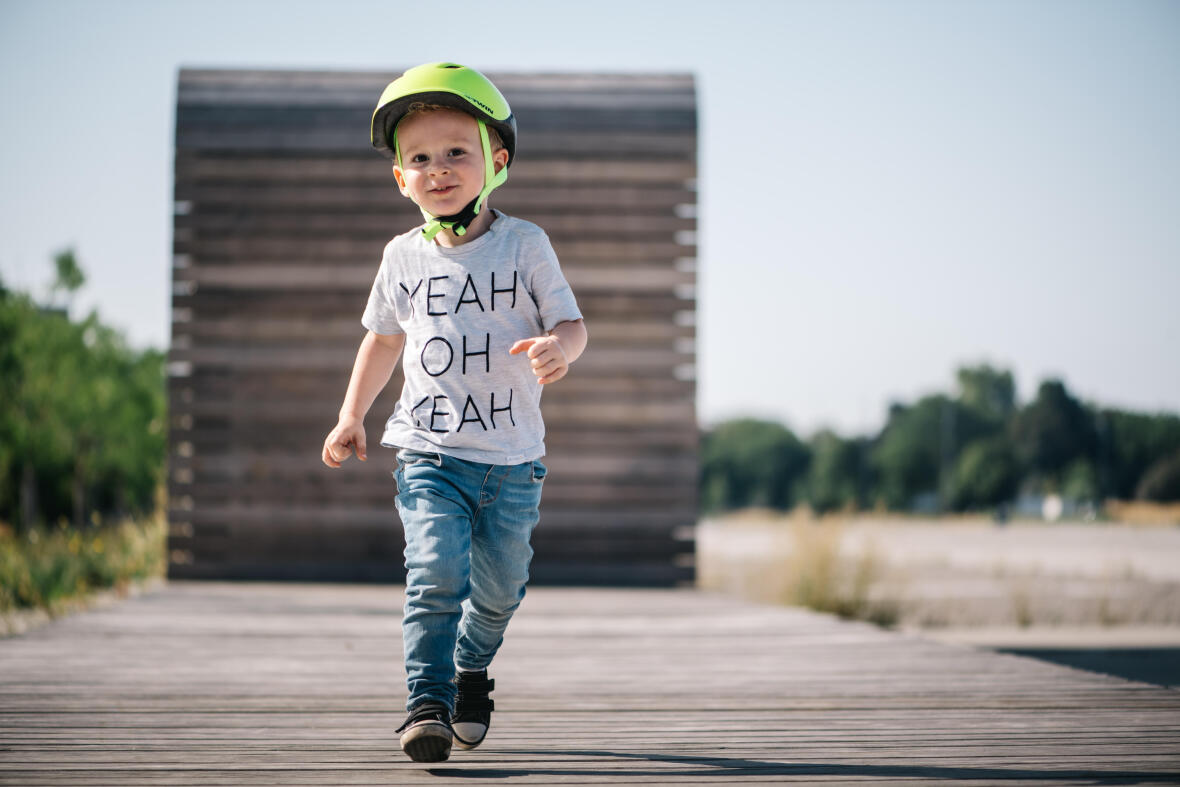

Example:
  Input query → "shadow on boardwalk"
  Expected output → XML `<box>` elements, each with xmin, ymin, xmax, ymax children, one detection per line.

<box><xmin>2</xmin><ymin>582</ymin><xmax>1179</xmax><ymax>785</ymax></box>
<box><xmin>430</xmin><ymin>751</ymin><xmax>1180</xmax><ymax>782</ymax></box>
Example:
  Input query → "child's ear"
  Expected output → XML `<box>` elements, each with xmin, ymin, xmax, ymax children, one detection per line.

<box><xmin>492</xmin><ymin>147</ymin><xmax>509</xmax><ymax>174</ymax></box>
<box><xmin>392</xmin><ymin>163</ymin><xmax>409</xmax><ymax>196</ymax></box>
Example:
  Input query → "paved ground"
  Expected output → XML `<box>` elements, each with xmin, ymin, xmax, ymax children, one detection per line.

<box><xmin>698</xmin><ymin>517</ymin><xmax>1180</xmax><ymax>627</ymax></box>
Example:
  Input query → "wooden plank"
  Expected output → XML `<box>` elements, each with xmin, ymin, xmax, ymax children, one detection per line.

<box><xmin>176</xmin><ymin>73</ymin><xmax>695</xmax><ymax>108</ymax></box>
<box><xmin>172</xmin><ymin>476</ymin><xmax>697</xmax><ymax>503</ymax></box>
<box><xmin>176</xmin><ymin>156</ymin><xmax>696</xmax><ymax>185</ymax></box>
<box><xmin>175</xmin><ymin>106</ymin><xmax>696</xmax><ymax>136</ymax></box>
<box><xmin>175</xmin><ymin>237</ymin><xmax>694</xmax><ymax>265</ymax></box>
<box><xmin>172</xmin><ymin>395</ymin><xmax>697</xmax><ymax>424</ymax></box>
<box><xmin>176</xmin><ymin>128</ymin><xmax>697</xmax><ymax>158</ymax></box>
<box><xmin>169</xmin><ymin>507</ymin><xmax>698</xmax><ymax>532</ymax></box>
<box><xmin>176</xmin><ymin>316</ymin><xmax>693</xmax><ymax>343</ymax></box>
<box><xmin>175</xmin><ymin>211</ymin><xmax>696</xmax><ymax>237</ymax></box>
<box><xmin>177</xmin><ymin>83</ymin><xmax>697</xmax><ymax>111</ymax></box>
<box><xmin>169</xmin><ymin>345</ymin><xmax>690</xmax><ymax>373</ymax></box>
<box><xmin>172</xmin><ymin>529</ymin><xmax>692</xmax><ymax>563</ymax></box>
<box><xmin>168</xmin><ymin>448</ymin><xmax>697</xmax><ymax>478</ymax></box>
<box><xmin>174</xmin><ymin>425</ymin><xmax>699</xmax><ymax>454</ymax></box>
<box><xmin>175</xmin><ymin>264</ymin><xmax>693</xmax><ymax>293</ymax></box>
<box><xmin>177</xmin><ymin>67</ymin><xmax>694</xmax><ymax>90</ymax></box>
<box><xmin>3</xmin><ymin>583</ymin><xmax>1179</xmax><ymax>784</ymax></box>
<box><xmin>176</xmin><ymin>183</ymin><xmax>694</xmax><ymax>211</ymax></box>
<box><xmin>169</xmin><ymin>484</ymin><xmax>696</xmax><ymax>511</ymax></box>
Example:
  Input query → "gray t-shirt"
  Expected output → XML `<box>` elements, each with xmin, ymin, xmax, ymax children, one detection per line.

<box><xmin>362</xmin><ymin>212</ymin><xmax>583</xmax><ymax>465</ymax></box>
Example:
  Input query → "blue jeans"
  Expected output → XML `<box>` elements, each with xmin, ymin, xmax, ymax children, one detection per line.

<box><xmin>393</xmin><ymin>448</ymin><xmax>546</xmax><ymax>712</ymax></box>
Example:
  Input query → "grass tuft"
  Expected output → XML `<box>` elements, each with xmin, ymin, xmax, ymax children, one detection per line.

<box><xmin>0</xmin><ymin>514</ymin><xmax>166</xmax><ymax>616</ymax></box>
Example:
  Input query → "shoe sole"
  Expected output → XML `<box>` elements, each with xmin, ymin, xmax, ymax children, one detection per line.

<box><xmin>400</xmin><ymin>722</ymin><xmax>452</xmax><ymax>763</ymax></box>
<box><xmin>452</xmin><ymin>733</ymin><xmax>486</xmax><ymax>750</ymax></box>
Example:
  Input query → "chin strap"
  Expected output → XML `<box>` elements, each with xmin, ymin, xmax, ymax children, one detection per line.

<box><xmin>395</xmin><ymin>120</ymin><xmax>509</xmax><ymax>242</ymax></box>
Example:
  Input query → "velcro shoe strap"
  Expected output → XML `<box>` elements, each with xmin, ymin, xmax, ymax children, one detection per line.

<box><xmin>457</xmin><ymin>677</ymin><xmax>494</xmax><ymax>693</ymax></box>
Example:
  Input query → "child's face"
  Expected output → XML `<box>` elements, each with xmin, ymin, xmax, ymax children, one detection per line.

<box><xmin>392</xmin><ymin>108</ymin><xmax>508</xmax><ymax>216</ymax></box>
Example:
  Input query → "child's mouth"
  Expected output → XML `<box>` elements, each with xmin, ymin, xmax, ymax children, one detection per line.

<box><xmin>431</xmin><ymin>186</ymin><xmax>458</xmax><ymax>195</ymax></box>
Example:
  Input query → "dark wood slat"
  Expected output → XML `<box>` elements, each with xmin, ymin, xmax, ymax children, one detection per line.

<box><xmin>176</xmin><ymin>156</ymin><xmax>696</xmax><ymax>185</ymax></box>
<box><xmin>176</xmin><ymin>105</ymin><xmax>696</xmax><ymax>136</ymax></box>
<box><xmin>174</xmin><ymin>289</ymin><xmax>691</xmax><ymax>315</ymax></box>
<box><xmin>176</xmin><ymin>317</ymin><xmax>693</xmax><ymax>344</ymax></box>
<box><xmin>177</xmin><ymin>67</ymin><xmax>694</xmax><ymax>89</ymax></box>
<box><xmin>176</xmin><ymin>236</ymin><xmax>695</xmax><ymax>264</ymax></box>
<box><xmin>172</xmin><ymin>530</ymin><xmax>692</xmax><ymax>562</ymax></box>
<box><xmin>176</xmin><ymin>184</ymin><xmax>694</xmax><ymax>212</ymax></box>
<box><xmin>175</xmin><ymin>264</ymin><xmax>693</xmax><ymax>293</ymax></box>
<box><xmin>177</xmin><ymin>84</ymin><xmax>697</xmax><ymax>111</ymax></box>
<box><xmin>169</xmin><ymin>507</ymin><xmax>698</xmax><ymax>531</ymax></box>
<box><xmin>176</xmin><ymin>128</ymin><xmax>697</xmax><ymax>158</ymax></box>
<box><xmin>176</xmin><ymin>213</ymin><xmax>696</xmax><ymax>240</ymax></box>
<box><xmin>173</xmin><ymin>425</ymin><xmax>700</xmax><ymax>454</ymax></box>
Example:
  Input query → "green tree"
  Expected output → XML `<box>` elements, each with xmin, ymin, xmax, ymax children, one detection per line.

<box><xmin>700</xmin><ymin>418</ymin><xmax>810</xmax><ymax>513</ymax></box>
<box><xmin>807</xmin><ymin>430</ymin><xmax>868</xmax><ymax>515</ymax></box>
<box><xmin>1099</xmin><ymin>409</ymin><xmax>1180</xmax><ymax>499</ymax></box>
<box><xmin>51</xmin><ymin>248</ymin><xmax>85</xmax><ymax>311</ymax></box>
<box><xmin>871</xmin><ymin>395</ymin><xmax>998</xmax><ymax>511</ymax></box>
<box><xmin>956</xmin><ymin>364</ymin><xmax>1016</xmax><ymax>423</ymax></box>
<box><xmin>1011</xmin><ymin>380</ymin><xmax>1095</xmax><ymax>491</ymax></box>
<box><xmin>0</xmin><ymin>256</ymin><xmax>165</xmax><ymax>531</ymax></box>
<box><xmin>947</xmin><ymin>436</ymin><xmax>1020</xmax><ymax>511</ymax></box>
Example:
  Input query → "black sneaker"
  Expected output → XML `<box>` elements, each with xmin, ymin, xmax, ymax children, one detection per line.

<box><xmin>451</xmin><ymin>669</ymin><xmax>495</xmax><ymax>749</ymax></box>
<box><xmin>397</xmin><ymin>701</ymin><xmax>453</xmax><ymax>762</ymax></box>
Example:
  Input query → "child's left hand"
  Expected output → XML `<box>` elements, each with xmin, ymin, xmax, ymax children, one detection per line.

<box><xmin>509</xmin><ymin>335</ymin><xmax>569</xmax><ymax>384</ymax></box>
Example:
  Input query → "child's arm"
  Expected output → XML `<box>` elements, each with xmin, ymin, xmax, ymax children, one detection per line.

<box><xmin>509</xmin><ymin>318</ymin><xmax>588</xmax><ymax>385</ymax></box>
<box><xmin>322</xmin><ymin>330</ymin><xmax>406</xmax><ymax>468</ymax></box>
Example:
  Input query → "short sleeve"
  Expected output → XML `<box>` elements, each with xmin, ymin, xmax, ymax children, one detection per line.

<box><xmin>361</xmin><ymin>245</ymin><xmax>405</xmax><ymax>336</ymax></box>
<box><xmin>524</xmin><ymin>231</ymin><xmax>583</xmax><ymax>332</ymax></box>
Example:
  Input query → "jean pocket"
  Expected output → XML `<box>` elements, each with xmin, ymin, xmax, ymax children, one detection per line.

<box><xmin>396</xmin><ymin>449</ymin><xmax>443</xmax><ymax>473</ymax></box>
<box><xmin>530</xmin><ymin>459</ymin><xmax>548</xmax><ymax>483</ymax></box>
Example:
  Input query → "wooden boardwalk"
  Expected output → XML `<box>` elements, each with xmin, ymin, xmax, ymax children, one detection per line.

<box><xmin>2</xmin><ymin>582</ymin><xmax>1179</xmax><ymax>785</ymax></box>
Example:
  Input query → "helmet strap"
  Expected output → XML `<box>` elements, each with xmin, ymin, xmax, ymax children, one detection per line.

<box><xmin>395</xmin><ymin>119</ymin><xmax>509</xmax><ymax>242</ymax></box>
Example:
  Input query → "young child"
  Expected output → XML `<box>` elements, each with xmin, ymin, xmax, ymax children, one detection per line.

<box><xmin>321</xmin><ymin>62</ymin><xmax>588</xmax><ymax>763</ymax></box>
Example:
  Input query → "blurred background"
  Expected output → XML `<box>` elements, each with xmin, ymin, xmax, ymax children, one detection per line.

<box><xmin>2</xmin><ymin>0</ymin><xmax>1178</xmax><ymax>682</ymax></box>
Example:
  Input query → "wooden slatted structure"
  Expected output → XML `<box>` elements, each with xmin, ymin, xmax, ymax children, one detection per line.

<box><xmin>168</xmin><ymin>69</ymin><xmax>697</xmax><ymax>584</ymax></box>
<box><xmin>5</xmin><ymin>583</ymin><xmax>1180</xmax><ymax>783</ymax></box>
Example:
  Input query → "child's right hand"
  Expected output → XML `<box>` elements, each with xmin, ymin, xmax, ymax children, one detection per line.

<box><xmin>322</xmin><ymin>416</ymin><xmax>367</xmax><ymax>468</ymax></box>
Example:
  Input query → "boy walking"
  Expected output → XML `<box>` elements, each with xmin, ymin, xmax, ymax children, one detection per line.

<box><xmin>321</xmin><ymin>63</ymin><xmax>587</xmax><ymax>763</ymax></box>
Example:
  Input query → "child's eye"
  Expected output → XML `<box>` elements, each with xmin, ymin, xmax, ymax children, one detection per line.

<box><xmin>448</xmin><ymin>148</ymin><xmax>466</xmax><ymax>157</ymax></box>
<box><xmin>411</xmin><ymin>153</ymin><xmax>429</xmax><ymax>164</ymax></box>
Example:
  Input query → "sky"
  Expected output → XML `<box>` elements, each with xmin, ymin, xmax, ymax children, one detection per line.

<box><xmin>1</xmin><ymin>0</ymin><xmax>1177</xmax><ymax>436</ymax></box>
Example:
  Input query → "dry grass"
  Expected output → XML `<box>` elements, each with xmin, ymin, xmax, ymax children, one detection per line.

<box><xmin>698</xmin><ymin>510</ymin><xmax>900</xmax><ymax>627</ymax></box>
<box><xmin>1104</xmin><ymin>500</ymin><xmax>1180</xmax><ymax>526</ymax></box>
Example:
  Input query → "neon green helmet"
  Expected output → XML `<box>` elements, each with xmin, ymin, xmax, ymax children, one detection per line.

<box><xmin>371</xmin><ymin>63</ymin><xmax>517</xmax><ymax>240</ymax></box>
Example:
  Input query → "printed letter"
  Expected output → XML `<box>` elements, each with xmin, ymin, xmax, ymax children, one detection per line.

<box><xmin>426</xmin><ymin>276</ymin><xmax>449</xmax><ymax>317</ymax></box>
<box><xmin>490</xmin><ymin>270</ymin><xmax>517</xmax><ymax>311</ymax></box>
<box><xmin>490</xmin><ymin>389</ymin><xmax>515</xmax><ymax>428</ymax></box>
<box><xmin>410</xmin><ymin>395</ymin><xmax>430</xmax><ymax>429</ymax></box>
<box><xmin>456</xmin><ymin>395</ymin><xmax>488</xmax><ymax>432</ymax></box>
<box><xmin>455</xmin><ymin>274</ymin><xmax>485</xmax><ymax>313</ymax></box>
<box><xmin>462</xmin><ymin>333</ymin><xmax>491</xmax><ymax>375</ymax></box>
<box><xmin>428</xmin><ymin>395</ymin><xmax>450</xmax><ymax>433</ymax></box>
<box><xmin>420</xmin><ymin>336</ymin><xmax>454</xmax><ymax>377</ymax></box>
<box><xmin>399</xmin><ymin>279</ymin><xmax>424</xmax><ymax>319</ymax></box>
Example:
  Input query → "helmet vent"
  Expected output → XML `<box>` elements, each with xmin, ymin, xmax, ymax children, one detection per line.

<box><xmin>441</xmin><ymin>63</ymin><xmax>462</xmax><ymax>69</ymax></box>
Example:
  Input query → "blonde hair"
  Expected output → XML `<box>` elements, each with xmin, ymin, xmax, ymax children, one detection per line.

<box><xmin>404</xmin><ymin>102</ymin><xmax>505</xmax><ymax>151</ymax></box>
